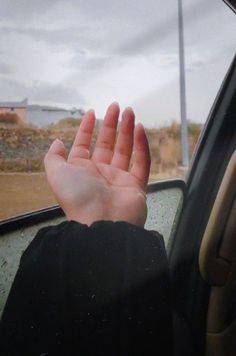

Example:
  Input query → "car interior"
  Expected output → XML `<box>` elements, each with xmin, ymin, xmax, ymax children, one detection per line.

<box><xmin>170</xmin><ymin>51</ymin><xmax>236</xmax><ymax>355</ymax></box>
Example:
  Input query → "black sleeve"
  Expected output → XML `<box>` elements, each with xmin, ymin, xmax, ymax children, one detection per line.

<box><xmin>0</xmin><ymin>220</ymin><xmax>172</xmax><ymax>356</ymax></box>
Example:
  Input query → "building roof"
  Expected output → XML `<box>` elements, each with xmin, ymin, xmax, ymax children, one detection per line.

<box><xmin>0</xmin><ymin>98</ymin><xmax>28</xmax><ymax>108</ymax></box>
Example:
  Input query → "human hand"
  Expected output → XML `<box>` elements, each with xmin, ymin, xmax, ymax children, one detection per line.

<box><xmin>44</xmin><ymin>103</ymin><xmax>150</xmax><ymax>226</ymax></box>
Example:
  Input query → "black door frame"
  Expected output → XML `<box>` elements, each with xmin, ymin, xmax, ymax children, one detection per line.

<box><xmin>169</xmin><ymin>54</ymin><xmax>236</xmax><ymax>355</ymax></box>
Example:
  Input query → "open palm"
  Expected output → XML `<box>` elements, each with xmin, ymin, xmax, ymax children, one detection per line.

<box><xmin>44</xmin><ymin>103</ymin><xmax>151</xmax><ymax>226</ymax></box>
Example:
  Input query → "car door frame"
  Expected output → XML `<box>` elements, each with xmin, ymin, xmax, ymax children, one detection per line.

<box><xmin>169</xmin><ymin>53</ymin><xmax>236</xmax><ymax>355</ymax></box>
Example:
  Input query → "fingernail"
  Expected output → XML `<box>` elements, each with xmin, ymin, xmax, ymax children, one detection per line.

<box><xmin>86</xmin><ymin>109</ymin><xmax>95</xmax><ymax>114</ymax></box>
<box><xmin>84</xmin><ymin>109</ymin><xmax>95</xmax><ymax>119</ymax></box>
<box><xmin>52</xmin><ymin>138</ymin><xmax>63</xmax><ymax>147</ymax></box>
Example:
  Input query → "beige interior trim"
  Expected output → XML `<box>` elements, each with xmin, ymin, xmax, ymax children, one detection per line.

<box><xmin>206</xmin><ymin>319</ymin><xmax>236</xmax><ymax>356</ymax></box>
<box><xmin>199</xmin><ymin>152</ymin><xmax>236</xmax><ymax>285</ymax></box>
<box><xmin>199</xmin><ymin>151</ymin><xmax>236</xmax><ymax>356</ymax></box>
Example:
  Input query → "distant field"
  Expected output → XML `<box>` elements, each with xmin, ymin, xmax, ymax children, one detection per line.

<box><xmin>0</xmin><ymin>118</ymin><xmax>201</xmax><ymax>221</ymax></box>
<box><xmin>0</xmin><ymin>171</ymin><xmax>184</xmax><ymax>221</ymax></box>
<box><xmin>0</xmin><ymin>173</ymin><xmax>56</xmax><ymax>220</ymax></box>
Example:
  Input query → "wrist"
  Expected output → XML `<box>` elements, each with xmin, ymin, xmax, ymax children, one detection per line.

<box><xmin>66</xmin><ymin>206</ymin><xmax>147</xmax><ymax>228</ymax></box>
<box><xmin>63</xmin><ymin>189</ymin><xmax>147</xmax><ymax>227</ymax></box>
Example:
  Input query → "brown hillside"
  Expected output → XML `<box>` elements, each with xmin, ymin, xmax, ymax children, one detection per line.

<box><xmin>0</xmin><ymin>121</ymin><xmax>202</xmax><ymax>175</ymax></box>
<box><xmin>0</xmin><ymin>112</ymin><xmax>25</xmax><ymax>127</ymax></box>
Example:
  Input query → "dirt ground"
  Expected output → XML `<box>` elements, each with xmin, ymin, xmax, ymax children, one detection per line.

<box><xmin>0</xmin><ymin>173</ymin><xmax>56</xmax><ymax>220</ymax></box>
<box><xmin>0</xmin><ymin>171</ymin><xmax>185</xmax><ymax>221</ymax></box>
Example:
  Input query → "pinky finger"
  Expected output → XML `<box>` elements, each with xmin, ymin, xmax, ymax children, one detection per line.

<box><xmin>130</xmin><ymin>124</ymin><xmax>151</xmax><ymax>190</ymax></box>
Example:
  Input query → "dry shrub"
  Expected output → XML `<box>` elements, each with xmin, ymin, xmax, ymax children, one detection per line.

<box><xmin>146</xmin><ymin>120</ymin><xmax>202</xmax><ymax>174</ymax></box>
<box><xmin>158</xmin><ymin>135</ymin><xmax>181</xmax><ymax>173</ymax></box>
<box><xmin>169</xmin><ymin>121</ymin><xmax>179</xmax><ymax>137</ymax></box>
<box><xmin>47</xmin><ymin>117</ymin><xmax>82</xmax><ymax>131</ymax></box>
<box><xmin>0</xmin><ymin>112</ymin><xmax>24</xmax><ymax>127</ymax></box>
<box><xmin>0</xmin><ymin>156</ymin><xmax>44</xmax><ymax>172</ymax></box>
<box><xmin>147</xmin><ymin>125</ymin><xmax>181</xmax><ymax>174</ymax></box>
<box><xmin>0</xmin><ymin>120</ymin><xmax>202</xmax><ymax>174</ymax></box>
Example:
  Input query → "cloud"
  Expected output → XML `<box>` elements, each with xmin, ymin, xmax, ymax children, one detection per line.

<box><xmin>116</xmin><ymin>0</ymin><xmax>219</xmax><ymax>56</ymax></box>
<box><xmin>0</xmin><ymin>0</ymin><xmax>60</xmax><ymax>20</ymax></box>
<box><xmin>0</xmin><ymin>78</ymin><xmax>27</xmax><ymax>99</ymax></box>
<box><xmin>0</xmin><ymin>0</ymin><xmax>232</xmax><ymax>62</ymax></box>
<box><xmin>0</xmin><ymin>61</ymin><xmax>13</xmax><ymax>74</ymax></box>
<box><xmin>0</xmin><ymin>78</ymin><xmax>85</xmax><ymax>107</ymax></box>
<box><xmin>0</xmin><ymin>0</ymin><xmax>235</xmax><ymax>126</ymax></box>
<box><xmin>30</xmin><ymin>82</ymin><xmax>85</xmax><ymax>105</ymax></box>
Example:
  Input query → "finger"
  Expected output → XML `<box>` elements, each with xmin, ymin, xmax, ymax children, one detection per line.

<box><xmin>92</xmin><ymin>102</ymin><xmax>119</xmax><ymax>164</ymax></box>
<box><xmin>44</xmin><ymin>139</ymin><xmax>67</xmax><ymax>176</ymax></box>
<box><xmin>130</xmin><ymin>123</ymin><xmax>151</xmax><ymax>189</ymax></box>
<box><xmin>68</xmin><ymin>110</ymin><xmax>95</xmax><ymax>163</ymax></box>
<box><xmin>111</xmin><ymin>107</ymin><xmax>135</xmax><ymax>171</ymax></box>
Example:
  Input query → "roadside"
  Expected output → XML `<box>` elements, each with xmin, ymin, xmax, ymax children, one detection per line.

<box><xmin>0</xmin><ymin>173</ymin><xmax>56</xmax><ymax>220</ymax></box>
<box><xmin>0</xmin><ymin>170</ymin><xmax>184</xmax><ymax>221</ymax></box>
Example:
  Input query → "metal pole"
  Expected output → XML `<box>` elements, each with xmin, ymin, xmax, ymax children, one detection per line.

<box><xmin>178</xmin><ymin>0</ymin><xmax>189</xmax><ymax>167</ymax></box>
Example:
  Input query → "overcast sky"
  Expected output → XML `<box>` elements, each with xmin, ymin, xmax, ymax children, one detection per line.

<box><xmin>0</xmin><ymin>0</ymin><xmax>235</xmax><ymax>126</ymax></box>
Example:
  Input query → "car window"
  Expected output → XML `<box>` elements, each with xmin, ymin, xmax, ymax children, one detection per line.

<box><xmin>0</xmin><ymin>0</ymin><xmax>235</xmax><ymax>221</ymax></box>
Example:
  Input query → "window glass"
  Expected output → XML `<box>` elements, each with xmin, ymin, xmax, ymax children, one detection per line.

<box><xmin>145</xmin><ymin>187</ymin><xmax>184</xmax><ymax>249</ymax></box>
<box><xmin>0</xmin><ymin>0</ymin><xmax>235</xmax><ymax>220</ymax></box>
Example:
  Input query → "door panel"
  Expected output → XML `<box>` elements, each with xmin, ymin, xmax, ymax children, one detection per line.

<box><xmin>170</xmin><ymin>54</ymin><xmax>236</xmax><ymax>356</ymax></box>
<box><xmin>199</xmin><ymin>151</ymin><xmax>236</xmax><ymax>355</ymax></box>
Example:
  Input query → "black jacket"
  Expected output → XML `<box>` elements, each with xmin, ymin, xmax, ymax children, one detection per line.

<box><xmin>0</xmin><ymin>220</ymin><xmax>172</xmax><ymax>355</ymax></box>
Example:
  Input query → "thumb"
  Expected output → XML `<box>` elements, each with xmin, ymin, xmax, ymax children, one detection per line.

<box><xmin>44</xmin><ymin>139</ymin><xmax>67</xmax><ymax>175</ymax></box>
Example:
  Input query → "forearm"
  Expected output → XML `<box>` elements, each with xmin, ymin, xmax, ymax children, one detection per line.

<box><xmin>0</xmin><ymin>221</ymin><xmax>172</xmax><ymax>356</ymax></box>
